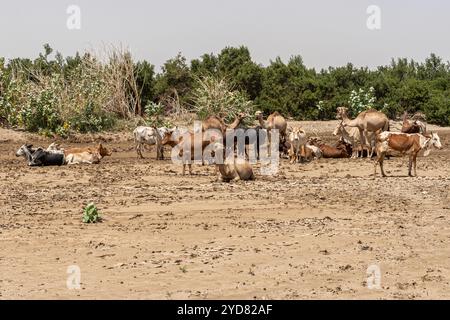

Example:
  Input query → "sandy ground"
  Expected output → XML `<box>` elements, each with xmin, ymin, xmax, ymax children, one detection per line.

<box><xmin>0</xmin><ymin>121</ymin><xmax>449</xmax><ymax>300</ymax></box>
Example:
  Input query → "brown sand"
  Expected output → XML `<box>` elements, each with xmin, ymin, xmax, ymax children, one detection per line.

<box><xmin>0</xmin><ymin>121</ymin><xmax>449</xmax><ymax>299</ymax></box>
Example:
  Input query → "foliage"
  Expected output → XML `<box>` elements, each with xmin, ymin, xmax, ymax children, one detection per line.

<box><xmin>144</xmin><ymin>101</ymin><xmax>172</xmax><ymax>127</ymax></box>
<box><xmin>191</xmin><ymin>76</ymin><xmax>254</xmax><ymax>125</ymax></box>
<box><xmin>1</xmin><ymin>45</ymin><xmax>449</xmax><ymax>132</ymax></box>
<box><xmin>82</xmin><ymin>202</ymin><xmax>101</xmax><ymax>223</ymax></box>
<box><xmin>0</xmin><ymin>44</ymin><xmax>137</xmax><ymax>136</ymax></box>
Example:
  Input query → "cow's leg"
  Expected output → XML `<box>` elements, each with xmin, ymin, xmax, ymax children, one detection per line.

<box><xmin>413</xmin><ymin>153</ymin><xmax>418</xmax><ymax>177</ymax></box>
<box><xmin>375</xmin><ymin>152</ymin><xmax>387</xmax><ymax>177</ymax></box>
<box><xmin>155</xmin><ymin>142</ymin><xmax>161</xmax><ymax>160</ymax></box>
<box><xmin>300</xmin><ymin>145</ymin><xmax>305</xmax><ymax>163</ymax></box>
<box><xmin>408</xmin><ymin>155</ymin><xmax>413</xmax><ymax>177</ymax></box>
<box><xmin>182</xmin><ymin>164</ymin><xmax>186</xmax><ymax>175</ymax></box>
<box><xmin>188</xmin><ymin>164</ymin><xmax>193</xmax><ymax>175</ymax></box>
<box><xmin>136</xmin><ymin>143</ymin><xmax>143</xmax><ymax>159</ymax></box>
<box><xmin>160</xmin><ymin>145</ymin><xmax>165</xmax><ymax>160</ymax></box>
<box><xmin>289</xmin><ymin>145</ymin><xmax>295</xmax><ymax>164</ymax></box>
<box><xmin>369</xmin><ymin>136</ymin><xmax>376</xmax><ymax>158</ymax></box>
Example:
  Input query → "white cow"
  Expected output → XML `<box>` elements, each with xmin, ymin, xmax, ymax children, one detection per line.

<box><xmin>133</xmin><ymin>126</ymin><xmax>174</xmax><ymax>160</ymax></box>
<box><xmin>288</xmin><ymin>127</ymin><xmax>307</xmax><ymax>163</ymax></box>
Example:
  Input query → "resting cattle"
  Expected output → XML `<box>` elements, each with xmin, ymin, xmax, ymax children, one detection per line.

<box><xmin>306</xmin><ymin>143</ymin><xmax>323</xmax><ymax>159</ymax></box>
<box><xmin>133</xmin><ymin>126</ymin><xmax>173</xmax><ymax>160</ymax></box>
<box><xmin>314</xmin><ymin>142</ymin><xmax>349</xmax><ymax>159</ymax></box>
<box><xmin>374</xmin><ymin>131</ymin><xmax>442</xmax><ymax>177</ymax></box>
<box><xmin>16</xmin><ymin>144</ymin><xmax>65</xmax><ymax>166</ymax></box>
<box><xmin>64</xmin><ymin>143</ymin><xmax>112</xmax><ymax>165</ymax></box>
<box><xmin>308</xmin><ymin>138</ymin><xmax>349</xmax><ymax>159</ymax></box>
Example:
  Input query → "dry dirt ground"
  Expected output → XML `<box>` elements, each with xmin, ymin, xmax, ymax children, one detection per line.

<box><xmin>0</xmin><ymin>121</ymin><xmax>449</xmax><ymax>300</ymax></box>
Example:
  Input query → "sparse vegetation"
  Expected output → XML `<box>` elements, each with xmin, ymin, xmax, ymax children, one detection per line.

<box><xmin>82</xmin><ymin>202</ymin><xmax>101</xmax><ymax>223</ymax></box>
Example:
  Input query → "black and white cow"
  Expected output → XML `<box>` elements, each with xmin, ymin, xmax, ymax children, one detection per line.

<box><xmin>16</xmin><ymin>144</ymin><xmax>65</xmax><ymax>166</ymax></box>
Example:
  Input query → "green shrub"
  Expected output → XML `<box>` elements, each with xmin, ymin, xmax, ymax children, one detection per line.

<box><xmin>70</xmin><ymin>102</ymin><xmax>116</xmax><ymax>133</ymax></box>
<box><xmin>82</xmin><ymin>203</ymin><xmax>101</xmax><ymax>223</ymax></box>
<box><xmin>191</xmin><ymin>76</ymin><xmax>254</xmax><ymax>125</ymax></box>
<box><xmin>19</xmin><ymin>89</ymin><xmax>62</xmax><ymax>132</ymax></box>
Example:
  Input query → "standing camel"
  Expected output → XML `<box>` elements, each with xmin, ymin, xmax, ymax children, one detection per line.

<box><xmin>202</xmin><ymin>113</ymin><xmax>246</xmax><ymax>134</ymax></box>
<box><xmin>255</xmin><ymin>111</ymin><xmax>287</xmax><ymax>155</ymax></box>
<box><xmin>336</xmin><ymin>107</ymin><xmax>389</xmax><ymax>158</ymax></box>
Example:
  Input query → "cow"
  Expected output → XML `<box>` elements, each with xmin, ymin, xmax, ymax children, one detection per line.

<box><xmin>16</xmin><ymin>144</ymin><xmax>65</xmax><ymax>166</ymax></box>
<box><xmin>308</xmin><ymin>138</ymin><xmax>349</xmax><ymax>159</ymax></box>
<box><xmin>374</xmin><ymin>131</ymin><xmax>442</xmax><ymax>177</ymax></box>
<box><xmin>288</xmin><ymin>127</ymin><xmax>307</xmax><ymax>164</ymax></box>
<box><xmin>64</xmin><ymin>143</ymin><xmax>112</xmax><ymax>165</ymax></box>
<box><xmin>133</xmin><ymin>126</ymin><xmax>174</xmax><ymax>160</ymax></box>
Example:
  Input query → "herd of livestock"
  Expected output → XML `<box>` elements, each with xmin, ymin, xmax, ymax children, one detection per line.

<box><xmin>14</xmin><ymin>107</ymin><xmax>443</xmax><ymax>179</ymax></box>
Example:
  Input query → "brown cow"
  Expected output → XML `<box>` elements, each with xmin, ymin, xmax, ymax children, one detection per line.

<box><xmin>64</xmin><ymin>143</ymin><xmax>112</xmax><ymax>165</ymax></box>
<box><xmin>374</xmin><ymin>131</ymin><xmax>442</xmax><ymax>177</ymax></box>
<box><xmin>309</xmin><ymin>139</ymin><xmax>349</xmax><ymax>159</ymax></box>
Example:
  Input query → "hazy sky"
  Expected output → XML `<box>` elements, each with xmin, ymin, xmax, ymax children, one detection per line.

<box><xmin>1</xmin><ymin>0</ymin><xmax>449</xmax><ymax>70</ymax></box>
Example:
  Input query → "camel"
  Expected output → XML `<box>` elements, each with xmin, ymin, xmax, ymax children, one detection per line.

<box><xmin>255</xmin><ymin>111</ymin><xmax>287</xmax><ymax>139</ymax></box>
<box><xmin>202</xmin><ymin>112</ymin><xmax>246</xmax><ymax>134</ymax></box>
<box><xmin>255</xmin><ymin>111</ymin><xmax>287</xmax><ymax>156</ymax></box>
<box><xmin>161</xmin><ymin>130</ymin><xmax>214</xmax><ymax>175</ymax></box>
<box><xmin>212</xmin><ymin>143</ymin><xmax>254</xmax><ymax>182</ymax></box>
<box><xmin>336</xmin><ymin>107</ymin><xmax>389</xmax><ymax>158</ymax></box>
<box><xmin>401</xmin><ymin>111</ymin><xmax>426</xmax><ymax>134</ymax></box>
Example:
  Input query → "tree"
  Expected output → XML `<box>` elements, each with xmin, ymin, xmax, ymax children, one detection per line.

<box><xmin>135</xmin><ymin>60</ymin><xmax>155</xmax><ymax>111</ymax></box>
<box><xmin>154</xmin><ymin>53</ymin><xmax>193</xmax><ymax>105</ymax></box>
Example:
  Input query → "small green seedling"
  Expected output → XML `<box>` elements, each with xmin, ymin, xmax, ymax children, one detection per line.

<box><xmin>83</xmin><ymin>202</ymin><xmax>101</xmax><ymax>223</ymax></box>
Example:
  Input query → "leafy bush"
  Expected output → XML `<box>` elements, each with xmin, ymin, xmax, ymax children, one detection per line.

<box><xmin>20</xmin><ymin>88</ymin><xmax>62</xmax><ymax>132</ymax></box>
<box><xmin>191</xmin><ymin>76</ymin><xmax>254</xmax><ymax>125</ymax></box>
<box><xmin>69</xmin><ymin>102</ymin><xmax>116</xmax><ymax>133</ymax></box>
<box><xmin>82</xmin><ymin>203</ymin><xmax>101</xmax><ymax>223</ymax></box>
<box><xmin>0</xmin><ymin>45</ymin><xmax>139</xmax><ymax>135</ymax></box>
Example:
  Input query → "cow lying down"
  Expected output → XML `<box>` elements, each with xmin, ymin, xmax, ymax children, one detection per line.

<box><xmin>16</xmin><ymin>144</ymin><xmax>65</xmax><ymax>166</ymax></box>
<box><xmin>16</xmin><ymin>143</ymin><xmax>112</xmax><ymax>166</ymax></box>
<box><xmin>63</xmin><ymin>143</ymin><xmax>112</xmax><ymax>165</ymax></box>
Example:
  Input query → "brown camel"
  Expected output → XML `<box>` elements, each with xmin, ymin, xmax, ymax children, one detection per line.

<box><xmin>255</xmin><ymin>111</ymin><xmax>288</xmax><ymax>156</ymax></box>
<box><xmin>202</xmin><ymin>113</ymin><xmax>246</xmax><ymax>134</ymax></box>
<box><xmin>212</xmin><ymin>143</ymin><xmax>254</xmax><ymax>182</ymax></box>
<box><xmin>255</xmin><ymin>111</ymin><xmax>287</xmax><ymax>138</ymax></box>
<box><xmin>336</xmin><ymin>107</ymin><xmax>389</xmax><ymax>158</ymax></box>
<box><xmin>401</xmin><ymin>111</ymin><xmax>426</xmax><ymax>134</ymax></box>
